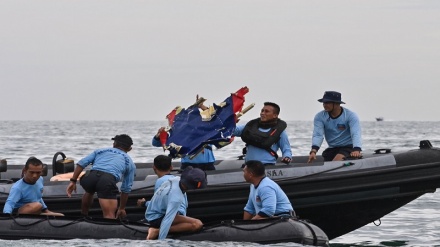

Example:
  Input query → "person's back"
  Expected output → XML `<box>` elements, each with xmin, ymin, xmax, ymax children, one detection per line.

<box><xmin>242</xmin><ymin>160</ymin><xmax>293</xmax><ymax>220</ymax></box>
<box><xmin>66</xmin><ymin>134</ymin><xmax>136</xmax><ymax>219</ymax></box>
<box><xmin>146</xmin><ymin>177</ymin><xmax>184</xmax><ymax>223</ymax></box>
<box><xmin>145</xmin><ymin>166</ymin><xmax>208</xmax><ymax>240</ymax></box>
<box><xmin>138</xmin><ymin>155</ymin><xmax>187</xmax><ymax>215</ymax></box>
<box><xmin>245</xmin><ymin>176</ymin><xmax>293</xmax><ymax>216</ymax></box>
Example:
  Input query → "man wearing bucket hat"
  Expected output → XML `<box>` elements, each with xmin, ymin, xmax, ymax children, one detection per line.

<box><xmin>145</xmin><ymin>166</ymin><xmax>207</xmax><ymax>240</ymax></box>
<box><xmin>308</xmin><ymin>91</ymin><xmax>362</xmax><ymax>163</ymax></box>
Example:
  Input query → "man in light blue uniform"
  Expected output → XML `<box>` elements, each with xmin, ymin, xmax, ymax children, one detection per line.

<box><xmin>137</xmin><ymin>155</ymin><xmax>187</xmax><ymax>215</ymax></box>
<box><xmin>242</xmin><ymin>160</ymin><xmax>294</xmax><ymax>220</ymax></box>
<box><xmin>308</xmin><ymin>91</ymin><xmax>362</xmax><ymax>163</ymax></box>
<box><xmin>66</xmin><ymin>134</ymin><xmax>136</xmax><ymax>219</ymax></box>
<box><xmin>145</xmin><ymin>166</ymin><xmax>207</xmax><ymax>240</ymax></box>
<box><xmin>233</xmin><ymin>102</ymin><xmax>292</xmax><ymax>165</ymax></box>
<box><xmin>152</xmin><ymin>127</ymin><xmax>216</xmax><ymax>170</ymax></box>
<box><xmin>3</xmin><ymin>157</ymin><xmax>63</xmax><ymax>216</ymax></box>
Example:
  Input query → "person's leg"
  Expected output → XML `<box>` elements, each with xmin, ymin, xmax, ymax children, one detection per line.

<box><xmin>322</xmin><ymin>148</ymin><xmax>337</xmax><ymax>161</ymax></box>
<box><xmin>95</xmin><ymin>172</ymin><xmax>120</xmax><ymax>219</ymax></box>
<box><xmin>79</xmin><ymin>171</ymin><xmax>98</xmax><ymax>216</ymax></box>
<box><xmin>169</xmin><ymin>215</ymin><xmax>203</xmax><ymax>234</ymax></box>
<box><xmin>332</xmin><ymin>154</ymin><xmax>346</xmax><ymax>161</ymax></box>
<box><xmin>333</xmin><ymin>147</ymin><xmax>354</xmax><ymax>161</ymax></box>
<box><xmin>146</xmin><ymin>216</ymin><xmax>164</xmax><ymax>240</ymax></box>
<box><xmin>18</xmin><ymin>202</ymin><xmax>43</xmax><ymax>214</ymax></box>
<box><xmin>146</xmin><ymin>227</ymin><xmax>160</xmax><ymax>240</ymax></box>
<box><xmin>98</xmin><ymin>198</ymin><xmax>118</xmax><ymax>218</ymax></box>
<box><xmin>81</xmin><ymin>192</ymin><xmax>94</xmax><ymax>216</ymax></box>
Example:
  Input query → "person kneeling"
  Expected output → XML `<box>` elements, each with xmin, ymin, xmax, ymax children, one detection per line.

<box><xmin>145</xmin><ymin>166</ymin><xmax>207</xmax><ymax>240</ymax></box>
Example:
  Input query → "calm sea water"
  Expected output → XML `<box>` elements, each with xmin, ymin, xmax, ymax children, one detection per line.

<box><xmin>1</xmin><ymin>120</ymin><xmax>439</xmax><ymax>247</ymax></box>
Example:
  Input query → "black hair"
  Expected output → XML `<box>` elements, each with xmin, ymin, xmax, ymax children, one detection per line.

<box><xmin>244</xmin><ymin>160</ymin><xmax>265</xmax><ymax>177</ymax></box>
<box><xmin>153</xmin><ymin>155</ymin><xmax>172</xmax><ymax>171</ymax></box>
<box><xmin>264</xmin><ymin>102</ymin><xmax>280</xmax><ymax>115</ymax></box>
<box><xmin>112</xmin><ymin>134</ymin><xmax>133</xmax><ymax>150</ymax></box>
<box><xmin>25</xmin><ymin>156</ymin><xmax>43</xmax><ymax>169</ymax></box>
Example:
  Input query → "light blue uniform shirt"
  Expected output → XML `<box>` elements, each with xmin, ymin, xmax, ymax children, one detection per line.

<box><xmin>146</xmin><ymin>177</ymin><xmax>185</xmax><ymax>239</ymax></box>
<box><xmin>78</xmin><ymin>147</ymin><xmax>136</xmax><ymax>193</ymax></box>
<box><xmin>233</xmin><ymin>124</ymin><xmax>292</xmax><ymax>164</ymax></box>
<box><xmin>312</xmin><ymin>107</ymin><xmax>362</xmax><ymax>150</ymax></box>
<box><xmin>144</xmin><ymin>174</ymin><xmax>188</xmax><ymax>216</ymax></box>
<box><xmin>244</xmin><ymin>177</ymin><xmax>293</xmax><ymax>217</ymax></box>
<box><xmin>3</xmin><ymin>177</ymin><xmax>47</xmax><ymax>214</ymax></box>
<box><xmin>152</xmin><ymin>137</ymin><xmax>215</xmax><ymax>164</ymax></box>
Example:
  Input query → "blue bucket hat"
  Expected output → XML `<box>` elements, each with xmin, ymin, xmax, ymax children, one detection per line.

<box><xmin>317</xmin><ymin>91</ymin><xmax>345</xmax><ymax>104</ymax></box>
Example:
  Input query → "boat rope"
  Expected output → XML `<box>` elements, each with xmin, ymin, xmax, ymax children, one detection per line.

<box><xmin>46</xmin><ymin>216</ymin><xmax>83</xmax><ymax>228</ymax></box>
<box><xmin>8</xmin><ymin>215</ymin><xmax>48</xmax><ymax>227</ymax></box>
<box><xmin>297</xmin><ymin>219</ymin><xmax>318</xmax><ymax>246</ymax></box>
<box><xmin>203</xmin><ymin>217</ymin><xmax>287</xmax><ymax>231</ymax></box>
<box><xmin>113</xmin><ymin>219</ymin><xmax>148</xmax><ymax>234</ymax></box>
<box><xmin>2</xmin><ymin>215</ymin><xmax>147</xmax><ymax>234</ymax></box>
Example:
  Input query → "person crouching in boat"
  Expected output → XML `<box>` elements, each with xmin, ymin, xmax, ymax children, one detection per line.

<box><xmin>3</xmin><ymin>157</ymin><xmax>64</xmax><ymax>216</ymax></box>
<box><xmin>66</xmin><ymin>134</ymin><xmax>136</xmax><ymax>219</ymax></box>
<box><xmin>137</xmin><ymin>155</ymin><xmax>187</xmax><ymax>216</ymax></box>
<box><xmin>145</xmin><ymin>166</ymin><xmax>207</xmax><ymax>240</ymax></box>
<box><xmin>242</xmin><ymin>160</ymin><xmax>294</xmax><ymax>220</ymax></box>
<box><xmin>307</xmin><ymin>91</ymin><xmax>362</xmax><ymax>163</ymax></box>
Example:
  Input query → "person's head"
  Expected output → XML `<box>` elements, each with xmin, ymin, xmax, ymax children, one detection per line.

<box><xmin>111</xmin><ymin>134</ymin><xmax>133</xmax><ymax>152</ymax></box>
<box><xmin>242</xmin><ymin>160</ymin><xmax>265</xmax><ymax>183</ymax></box>
<box><xmin>153</xmin><ymin>155</ymin><xmax>172</xmax><ymax>172</ymax></box>
<box><xmin>317</xmin><ymin>91</ymin><xmax>344</xmax><ymax>112</ymax></box>
<box><xmin>23</xmin><ymin>156</ymin><xmax>44</xmax><ymax>184</ymax></box>
<box><xmin>179</xmin><ymin>166</ymin><xmax>207</xmax><ymax>192</ymax></box>
<box><xmin>260</xmin><ymin>102</ymin><xmax>280</xmax><ymax>122</ymax></box>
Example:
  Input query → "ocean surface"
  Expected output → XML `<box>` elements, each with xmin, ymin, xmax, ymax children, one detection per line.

<box><xmin>0</xmin><ymin>120</ymin><xmax>439</xmax><ymax>247</ymax></box>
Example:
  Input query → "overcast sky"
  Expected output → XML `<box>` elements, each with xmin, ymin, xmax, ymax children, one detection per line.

<box><xmin>1</xmin><ymin>0</ymin><xmax>439</xmax><ymax>122</ymax></box>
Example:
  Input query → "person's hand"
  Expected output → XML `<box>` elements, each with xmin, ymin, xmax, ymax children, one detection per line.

<box><xmin>137</xmin><ymin>198</ymin><xmax>146</xmax><ymax>207</ymax></box>
<box><xmin>350</xmin><ymin>150</ymin><xmax>362</xmax><ymax>158</ymax></box>
<box><xmin>66</xmin><ymin>182</ymin><xmax>77</xmax><ymax>197</ymax></box>
<box><xmin>116</xmin><ymin>208</ymin><xmax>127</xmax><ymax>219</ymax></box>
<box><xmin>281</xmin><ymin>157</ymin><xmax>292</xmax><ymax>164</ymax></box>
<box><xmin>307</xmin><ymin>151</ymin><xmax>317</xmax><ymax>163</ymax></box>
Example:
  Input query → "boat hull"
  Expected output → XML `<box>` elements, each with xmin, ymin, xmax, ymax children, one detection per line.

<box><xmin>0</xmin><ymin>214</ymin><xmax>329</xmax><ymax>246</ymax></box>
<box><xmin>1</xmin><ymin>141</ymin><xmax>440</xmax><ymax>240</ymax></box>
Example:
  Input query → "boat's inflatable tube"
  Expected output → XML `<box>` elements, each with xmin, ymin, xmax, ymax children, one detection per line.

<box><xmin>0</xmin><ymin>214</ymin><xmax>328</xmax><ymax>246</ymax></box>
<box><xmin>171</xmin><ymin>217</ymin><xmax>329</xmax><ymax>246</ymax></box>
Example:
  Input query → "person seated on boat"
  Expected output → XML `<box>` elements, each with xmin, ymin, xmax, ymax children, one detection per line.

<box><xmin>152</xmin><ymin>126</ymin><xmax>216</xmax><ymax>171</ymax></box>
<box><xmin>232</xmin><ymin>102</ymin><xmax>292</xmax><ymax>166</ymax></box>
<box><xmin>3</xmin><ymin>157</ymin><xmax>64</xmax><ymax>216</ymax></box>
<box><xmin>307</xmin><ymin>91</ymin><xmax>362</xmax><ymax>163</ymax></box>
<box><xmin>66</xmin><ymin>134</ymin><xmax>136</xmax><ymax>219</ymax></box>
<box><xmin>242</xmin><ymin>160</ymin><xmax>294</xmax><ymax>220</ymax></box>
<box><xmin>137</xmin><ymin>155</ymin><xmax>187</xmax><ymax>216</ymax></box>
<box><xmin>145</xmin><ymin>166</ymin><xmax>207</xmax><ymax>240</ymax></box>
